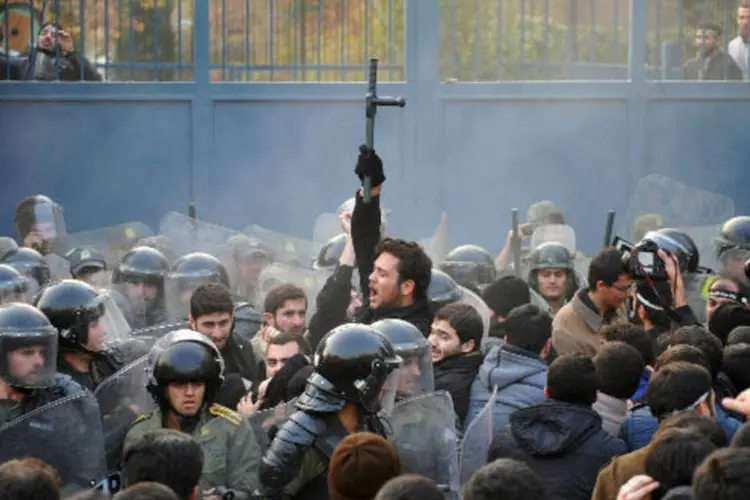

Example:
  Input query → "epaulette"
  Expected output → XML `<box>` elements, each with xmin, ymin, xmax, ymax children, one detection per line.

<box><xmin>209</xmin><ymin>404</ymin><xmax>242</xmax><ymax>426</ymax></box>
<box><xmin>131</xmin><ymin>412</ymin><xmax>152</xmax><ymax>427</ymax></box>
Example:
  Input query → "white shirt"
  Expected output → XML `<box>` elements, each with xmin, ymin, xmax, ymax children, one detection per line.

<box><xmin>728</xmin><ymin>36</ymin><xmax>749</xmax><ymax>78</ymax></box>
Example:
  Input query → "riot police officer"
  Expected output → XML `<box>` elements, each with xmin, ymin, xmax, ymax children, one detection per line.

<box><xmin>258</xmin><ymin>323</ymin><xmax>402</xmax><ymax>499</ymax></box>
<box><xmin>1</xmin><ymin>246</ymin><xmax>51</xmax><ymax>299</ymax></box>
<box><xmin>0</xmin><ymin>303</ymin><xmax>105</xmax><ymax>490</ymax></box>
<box><xmin>428</xmin><ymin>269</ymin><xmax>463</xmax><ymax>314</ymax></box>
<box><xmin>715</xmin><ymin>216</ymin><xmax>750</xmax><ymax>285</ymax></box>
<box><xmin>440</xmin><ymin>245</ymin><xmax>497</xmax><ymax>292</ymax></box>
<box><xmin>233</xmin><ymin>301</ymin><xmax>263</xmax><ymax>344</ymax></box>
<box><xmin>640</xmin><ymin>228</ymin><xmax>710</xmax><ymax>323</ymax></box>
<box><xmin>124</xmin><ymin>330</ymin><xmax>260</xmax><ymax>499</ymax></box>
<box><xmin>528</xmin><ymin>242</ymin><xmax>580</xmax><ymax>315</ymax></box>
<box><xmin>112</xmin><ymin>246</ymin><xmax>169</xmax><ymax>329</ymax></box>
<box><xmin>226</xmin><ymin>234</ymin><xmax>273</xmax><ymax>303</ymax></box>
<box><xmin>36</xmin><ymin>280</ymin><xmax>131</xmax><ymax>392</ymax></box>
<box><xmin>166</xmin><ymin>252</ymin><xmax>232</xmax><ymax>321</ymax></box>
<box><xmin>0</xmin><ymin>264</ymin><xmax>29</xmax><ymax>305</ymax></box>
<box><xmin>371</xmin><ymin>318</ymin><xmax>434</xmax><ymax>399</ymax></box>
<box><xmin>14</xmin><ymin>194</ymin><xmax>66</xmax><ymax>256</ymax></box>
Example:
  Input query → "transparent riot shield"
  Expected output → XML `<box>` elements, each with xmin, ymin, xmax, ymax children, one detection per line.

<box><xmin>460</xmin><ymin>386</ymin><xmax>498</xmax><ymax>484</ymax></box>
<box><xmin>242</xmin><ymin>224</ymin><xmax>315</xmax><ymax>268</ymax></box>
<box><xmin>0</xmin><ymin>392</ymin><xmax>107</xmax><ymax>491</ymax></box>
<box><xmin>253</xmin><ymin>263</ymin><xmax>317</xmax><ymax>320</ymax></box>
<box><xmin>313</xmin><ymin>213</ymin><xmax>342</xmax><ymax>256</ymax></box>
<box><xmin>458</xmin><ymin>285</ymin><xmax>491</xmax><ymax>345</ymax></box>
<box><xmin>619</xmin><ymin>174</ymin><xmax>735</xmax><ymax>272</ymax></box>
<box><xmin>246</xmin><ymin>399</ymin><xmax>299</xmax><ymax>453</ymax></box>
<box><xmin>62</xmin><ymin>221</ymin><xmax>155</xmax><ymax>268</ymax></box>
<box><xmin>418</xmin><ymin>212</ymin><xmax>452</xmax><ymax>265</ymax></box>
<box><xmin>97</xmin><ymin>289</ymin><xmax>135</xmax><ymax>351</ymax></box>
<box><xmin>159</xmin><ymin>211</ymin><xmax>238</xmax><ymax>258</ymax></box>
<box><xmin>93</xmin><ymin>355</ymin><xmax>155</xmax><ymax>471</ymax></box>
<box><xmin>388</xmin><ymin>391</ymin><xmax>460</xmax><ymax>496</ymax></box>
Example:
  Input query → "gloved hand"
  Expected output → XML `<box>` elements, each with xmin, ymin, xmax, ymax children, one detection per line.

<box><xmin>354</xmin><ymin>145</ymin><xmax>386</xmax><ymax>189</ymax></box>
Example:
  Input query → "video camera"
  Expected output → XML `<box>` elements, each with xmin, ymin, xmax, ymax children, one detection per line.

<box><xmin>613</xmin><ymin>236</ymin><xmax>668</xmax><ymax>281</ymax></box>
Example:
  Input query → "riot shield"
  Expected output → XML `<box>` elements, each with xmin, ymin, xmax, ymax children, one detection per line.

<box><xmin>242</xmin><ymin>224</ymin><xmax>315</xmax><ymax>268</ymax></box>
<box><xmin>159</xmin><ymin>211</ymin><xmax>238</xmax><ymax>258</ymax></box>
<box><xmin>619</xmin><ymin>174</ymin><xmax>735</xmax><ymax>272</ymax></box>
<box><xmin>93</xmin><ymin>355</ymin><xmax>155</xmax><ymax>471</ymax></box>
<box><xmin>460</xmin><ymin>386</ymin><xmax>498</xmax><ymax>484</ymax></box>
<box><xmin>418</xmin><ymin>212</ymin><xmax>452</xmax><ymax>265</ymax></box>
<box><xmin>0</xmin><ymin>392</ymin><xmax>107</xmax><ymax>491</ymax></box>
<box><xmin>62</xmin><ymin>221</ymin><xmax>155</xmax><ymax>268</ymax></box>
<box><xmin>246</xmin><ymin>399</ymin><xmax>299</xmax><ymax>453</ymax></box>
<box><xmin>458</xmin><ymin>285</ymin><xmax>491</xmax><ymax>345</ymax></box>
<box><xmin>388</xmin><ymin>391</ymin><xmax>460</xmax><ymax>496</ymax></box>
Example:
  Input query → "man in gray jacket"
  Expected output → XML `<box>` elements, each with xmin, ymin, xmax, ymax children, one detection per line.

<box><xmin>465</xmin><ymin>304</ymin><xmax>552</xmax><ymax>433</ymax></box>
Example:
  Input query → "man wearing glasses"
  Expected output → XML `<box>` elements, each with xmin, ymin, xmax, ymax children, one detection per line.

<box><xmin>552</xmin><ymin>248</ymin><xmax>633</xmax><ymax>356</ymax></box>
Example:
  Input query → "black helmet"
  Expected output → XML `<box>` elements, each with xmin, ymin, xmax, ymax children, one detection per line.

<box><xmin>641</xmin><ymin>228</ymin><xmax>700</xmax><ymax>273</ymax></box>
<box><xmin>0</xmin><ymin>303</ymin><xmax>58</xmax><ymax>389</ymax></box>
<box><xmin>716</xmin><ymin>216</ymin><xmax>750</xmax><ymax>256</ymax></box>
<box><xmin>112</xmin><ymin>246</ymin><xmax>169</xmax><ymax>287</ymax></box>
<box><xmin>314</xmin><ymin>234</ymin><xmax>348</xmax><ymax>270</ymax></box>
<box><xmin>35</xmin><ymin>280</ymin><xmax>108</xmax><ymax>350</ymax></box>
<box><xmin>147</xmin><ymin>330</ymin><xmax>224</xmax><ymax>410</ymax></box>
<box><xmin>1</xmin><ymin>247</ymin><xmax>50</xmax><ymax>289</ymax></box>
<box><xmin>370</xmin><ymin>318</ymin><xmax>433</xmax><ymax>396</ymax></box>
<box><xmin>529</xmin><ymin>242</ymin><xmax>574</xmax><ymax>271</ymax></box>
<box><xmin>308</xmin><ymin>323</ymin><xmax>401</xmax><ymax>413</ymax></box>
<box><xmin>370</xmin><ymin>319</ymin><xmax>428</xmax><ymax>358</ymax></box>
<box><xmin>233</xmin><ymin>301</ymin><xmax>262</xmax><ymax>343</ymax></box>
<box><xmin>428</xmin><ymin>269</ymin><xmax>461</xmax><ymax>312</ymax></box>
<box><xmin>440</xmin><ymin>245</ymin><xmax>497</xmax><ymax>287</ymax></box>
<box><xmin>0</xmin><ymin>264</ymin><xmax>28</xmax><ymax>305</ymax></box>
<box><xmin>14</xmin><ymin>194</ymin><xmax>66</xmax><ymax>244</ymax></box>
<box><xmin>169</xmin><ymin>252</ymin><xmax>230</xmax><ymax>291</ymax></box>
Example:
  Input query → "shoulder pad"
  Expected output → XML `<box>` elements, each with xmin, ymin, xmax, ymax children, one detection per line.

<box><xmin>209</xmin><ymin>403</ymin><xmax>242</xmax><ymax>426</ymax></box>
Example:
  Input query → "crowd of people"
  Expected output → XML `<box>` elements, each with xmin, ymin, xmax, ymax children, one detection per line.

<box><xmin>1</xmin><ymin>144</ymin><xmax>750</xmax><ymax>500</ymax></box>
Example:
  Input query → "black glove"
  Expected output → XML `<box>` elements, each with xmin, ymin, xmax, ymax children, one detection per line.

<box><xmin>354</xmin><ymin>145</ymin><xmax>386</xmax><ymax>189</ymax></box>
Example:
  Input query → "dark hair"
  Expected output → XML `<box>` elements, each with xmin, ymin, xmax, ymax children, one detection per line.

<box><xmin>65</xmin><ymin>492</ymin><xmax>110</xmax><ymax>500</ymax></box>
<box><xmin>698</xmin><ymin>21</ymin><xmax>723</xmax><ymax>36</ymax></box>
<box><xmin>635</xmin><ymin>280</ymin><xmax>673</xmax><ymax>331</ymax></box>
<box><xmin>263</xmin><ymin>283</ymin><xmax>307</xmax><ymax>315</ymax></box>
<box><xmin>645</xmin><ymin>429</ymin><xmax>717</xmax><ymax>500</ymax></box>
<box><xmin>588</xmin><ymin>247</ymin><xmax>629</xmax><ymax>291</ymax></box>
<box><xmin>114</xmin><ymin>482</ymin><xmax>180</xmax><ymax>500</ymax></box>
<box><xmin>657</xmin><ymin>344</ymin><xmax>710</xmax><ymax>372</ymax></box>
<box><xmin>709</xmin><ymin>302</ymin><xmax>750</xmax><ymax>345</ymax></box>
<box><xmin>375</xmin><ymin>238</ymin><xmax>433</xmax><ymax>301</ymax></box>
<box><xmin>656</xmin><ymin>413</ymin><xmax>728</xmax><ymax>448</ymax></box>
<box><xmin>728</xmin><ymin>326</ymin><xmax>750</xmax><ymax>346</ymax></box>
<box><xmin>122</xmin><ymin>429</ymin><xmax>203</xmax><ymax>500</ymax></box>
<box><xmin>722</xmin><ymin>343</ymin><xmax>750</xmax><ymax>393</ymax></box>
<box><xmin>0</xmin><ymin>458</ymin><xmax>60</xmax><ymax>500</ymax></box>
<box><xmin>594</xmin><ymin>341</ymin><xmax>645</xmax><ymax>399</ymax></box>
<box><xmin>547</xmin><ymin>354</ymin><xmax>598</xmax><ymax>406</ymax></box>
<box><xmin>711</xmin><ymin>275</ymin><xmax>750</xmax><ymax>301</ymax></box>
<box><xmin>374</xmin><ymin>474</ymin><xmax>445</xmax><ymax>500</ymax></box>
<box><xmin>602</xmin><ymin>323</ymin><xmax>656</xmax><ymax>367</ymax></box>
<box><xmin>646</xmin><ymin>362</ymin><xmax>712</xmax><ymax>422</ymax></box>
<box><xmin>502</xmin><ymin>304</ymin><xmax>552</xmax><ymax>354</ymax></box>
<box><xmin>434</xmin><ymin>302</ymin><xmax>483</xmax><ymax>350</ymax></box>
<box><xmin>481</xmin><ymin>276</ymin><xmax>531</xmax><ymax>318</ymax></box>
<box><xmin>267</xmin><ymin>332</ymin><xmax>312</xmax><ymax>356</ymax></box>
<box><xmin>693</xmin><ymin>448</ymin><xmax>750</xmax><ymax>500</ymax></box>
<box><xmin>463</xmin><ymin>459</ymin><xmax>544</xmax><ymax>500</ymax></box>
<box><xmin>731</xmin><ymin>422</ymin><xmax>750</xmax><ymax>448</ymax></box>
<box><xmin>670</xmin><ymin>325</ymin><xmax>724</xmax><ymax>382</ymax></box>
<box><xmin>189</xmin><ymin>282</ymin><xmax>234</xmax><ymax>320</ymax></box>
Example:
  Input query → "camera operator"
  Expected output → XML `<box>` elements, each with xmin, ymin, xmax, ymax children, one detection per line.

<box><xmin>630</xmin><ymin>248</ymin><xmax>700</xmax><ymax>355</ymax></box>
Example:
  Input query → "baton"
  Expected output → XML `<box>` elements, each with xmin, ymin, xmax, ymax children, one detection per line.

<box><xmin>189</xmin><ymin>202</ymin><xmax>197</xmax><ymax>244</ymax></box>
<box><xmin>362</xmin><ymin>57</ymin><xmax>406</xmax><ymax>203</ymax></box>
<box><xmin>511</xmin><ymin>209</ymin><xmax>522</xmax><ymax>278</ymax></box>
<box><xmin>603</xmin><ymin>210</ymin><xmax>616</xmax><ymax>248</ymax></box>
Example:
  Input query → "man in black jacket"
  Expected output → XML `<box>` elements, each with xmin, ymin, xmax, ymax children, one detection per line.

<box><xmin>489</xmin><ymin>353</ymin><xmax>627</xmax><ymax>500</ymax></box>
<box><xmin>429</xmin><ymin>302</ymin><xmax>484</xmax><ymax>425</ymax></box>
<box><xmin>307</xmin><ymin>148</ymin><xmax>434</xmax><ymax>341</ymax></box>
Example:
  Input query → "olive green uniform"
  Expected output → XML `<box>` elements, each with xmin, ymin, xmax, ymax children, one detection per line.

<box><xmin>123</xmin><ymin>403</ymin><xmax>261</xmax><ymax>497</ymax></box>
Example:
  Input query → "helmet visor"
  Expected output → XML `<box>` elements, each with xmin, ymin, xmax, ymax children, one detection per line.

<box><xmin>88</xmin><ymin>291</ymin><xmax>132</xmax><ymax>351</ymax></box>
<box><xmin>394</xmin><ymin>347</ymin><xmax>434</xmax><ymax>399</ymax></box>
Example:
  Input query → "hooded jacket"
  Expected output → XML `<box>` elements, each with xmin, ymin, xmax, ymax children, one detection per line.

<box><xmin>490</xmin><ymin>400</ymin><xmax>627</xmax><ymax>500</ymax></box>
<box><xmin>434</xmin><ymin>352</ymin><xmax>482</xmax><ymax>426</ymax></box>
<box><xmin>465</xmin><ymin>344</ymin><xmax>547</xmax><ymax>432</ymax></box>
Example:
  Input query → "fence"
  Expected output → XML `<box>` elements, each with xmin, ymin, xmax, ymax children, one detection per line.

<box><xmin>3</xmin><ymin>0</ymin><xmax>749</xmax><ymax>82</ymax></box>
<box><xmin>1</xmin><ymin>0</ymin><xmax>750</xmax><ymax>253</ymax></box>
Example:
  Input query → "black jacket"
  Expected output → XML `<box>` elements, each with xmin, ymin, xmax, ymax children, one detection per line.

<box><xmin>490</xmin><ymin>400</ymin><xmax>627</xmax><ymax>500</ymax></box>
<box><xmin>222</xmin><ymin>333</ymin><xmax>260</xmax><ymax>385</ymax></box>
<box><xmin>306</xmin><ymin>264</ymin><xmax>355</xmax><ymax>350</ymax></box>
<box><xmin>434</xmin><ymin>352</ymin><xmax>483</xmax><ymax>426</ymax></box>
